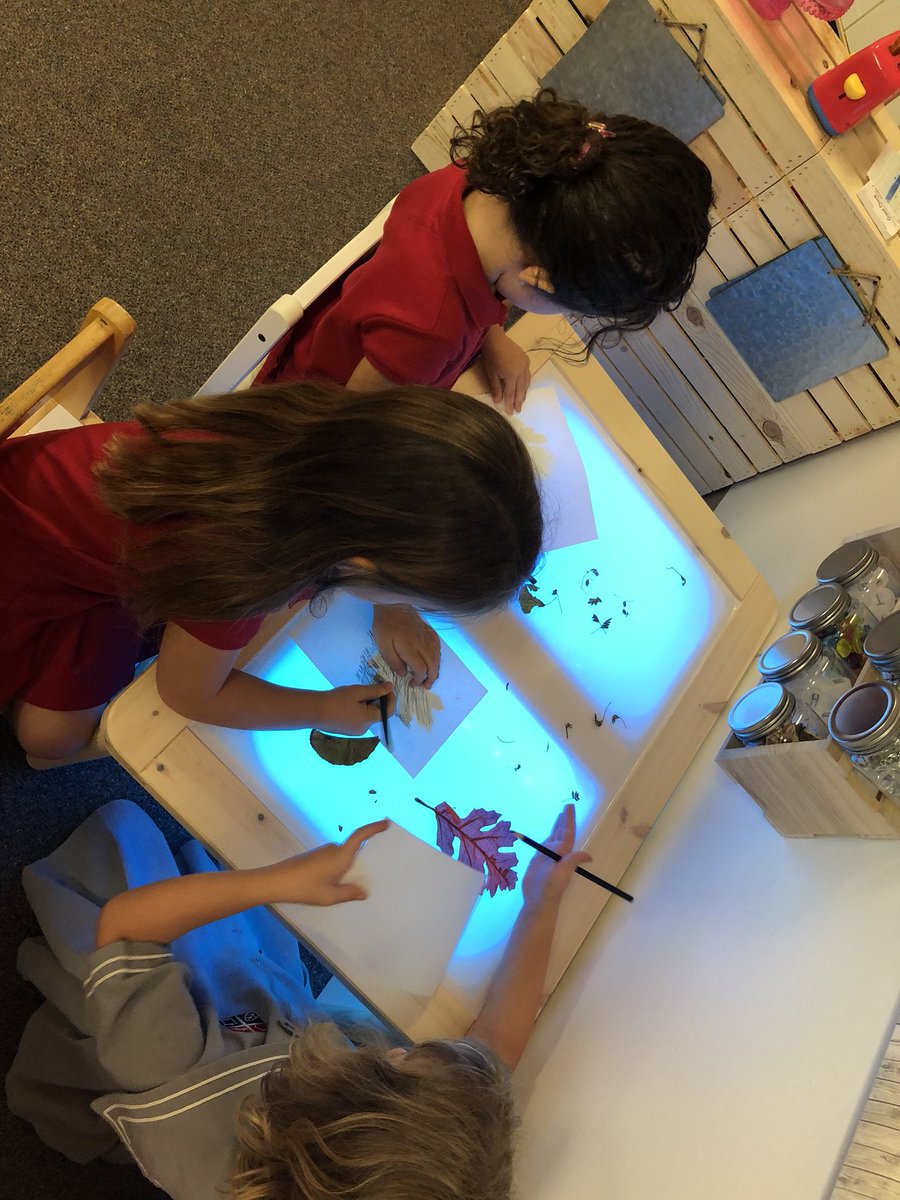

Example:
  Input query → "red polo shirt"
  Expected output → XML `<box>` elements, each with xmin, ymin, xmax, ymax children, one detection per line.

<box><xmin>0</xmin><ymin>423</ymin><xmax>266</xmax><ymax>711</ymax></box>
<box><xmin>255</xmin><ymin>164</ymin><xmax>508</xmax><ymax>389</ymax></box>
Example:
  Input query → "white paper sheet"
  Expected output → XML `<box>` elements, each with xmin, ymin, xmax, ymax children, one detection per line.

<box><xmin>279</xmin><ymin>820</ymin><xmax>483</xmax><ymax>997</ymax></box>
<box><xmin>290</xmin><ymin>593</ymin><xmax>487</xmax><ymax>776</ymax></box>
<box><xmin>480</xmin><ymin>385</ymin><xmax>598</xmax><ymax>552</ymax></box>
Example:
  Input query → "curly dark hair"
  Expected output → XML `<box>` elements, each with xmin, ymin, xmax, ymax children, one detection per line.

<box><xmin>450</xmin><ymin>89</ymin><xmax>714</xmax><ymax>333</ymax></box>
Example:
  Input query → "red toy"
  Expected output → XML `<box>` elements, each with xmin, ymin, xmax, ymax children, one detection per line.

<box><xmin>808</xmin><ymin>31</ymin><xmax>900</xmax><ymax>135</ymax></box>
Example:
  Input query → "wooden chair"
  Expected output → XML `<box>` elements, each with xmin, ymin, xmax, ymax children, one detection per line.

<box><xmin>195</xmin><ymin>198</ymin><xmax>394</xmax><ymax>395</ymax></box>
<box><xmin>0</xmin><ymin>298</ymin><xmax>135</xmax><ymax>440</ymax></box>
<box><xmin>1</xmin><ymin>298</ymin><xmax>136</xmax><ymax>768</ymax></box>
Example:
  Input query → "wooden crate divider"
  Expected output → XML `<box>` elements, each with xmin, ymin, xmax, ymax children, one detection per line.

<box><xmin>715</xmin><ymin>724</ymin><xmax>900</xmax><ymax>839</ymax></box>
<box><xmin>412</xmin><ymin>0</ymin><xmax>900</xmax><ymax>493</ymax></box>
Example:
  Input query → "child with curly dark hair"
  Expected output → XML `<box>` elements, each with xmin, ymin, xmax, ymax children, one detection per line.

<box><xmin>7</xmin><ymin>802</ymin><xmax>590</xmax><ymax>1200</ymax></box>
<box><xmin>256</xmin><ymin>89</ymin><xmax>714</xmax><ymax>414</ymax></box>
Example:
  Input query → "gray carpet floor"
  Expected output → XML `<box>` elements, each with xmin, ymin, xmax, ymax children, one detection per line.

<box><xmin>1</xmin><ymin>3</ymin><xmax>526</xmax><ymax>1195</ymax></box>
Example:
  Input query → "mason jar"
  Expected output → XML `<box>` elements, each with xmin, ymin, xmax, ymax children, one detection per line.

<box><xmin>865</xmin><ymin>611</ymin><xmax>900</xmax><ymax>686</ymax></box>
<box><xmin>787</xmin><ymin>583</ymin><xmax>876</xmax><ymax>677</ymax></box>
<box><xmin>827</xmin><ymin>680</ymin><xmax>900</xmax><ymax>799</ymax></box>
<box><xmin>816</xmin><ymin>539</ymin><xmax>900</xmax><ymax>623</ymax></box>
<box><xmin>757</xmin><ymin>629</ymin><xmax>853</xmax><ymax>723</ymax></box>
<box><xmin>727</xmin><ymin>680</ymin><xmax>827</xmax><ymax>747</ymax></box>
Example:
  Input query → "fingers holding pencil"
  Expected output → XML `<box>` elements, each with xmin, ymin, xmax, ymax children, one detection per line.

<box><xmin>516</xmin><ymin>804</ymin><xmax>634</xmax><ymax>904</ymax></box>
<box><xmin>519</xmin><ymin>804</ymin><xmax>593</xmax><ymax>908</ymax></box>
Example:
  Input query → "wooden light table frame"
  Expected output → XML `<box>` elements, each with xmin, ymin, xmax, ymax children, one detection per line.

<box><xmin>102</xmin><ymin>311</ymin><xmax>776</xmax><ymax>1040</ymax></box>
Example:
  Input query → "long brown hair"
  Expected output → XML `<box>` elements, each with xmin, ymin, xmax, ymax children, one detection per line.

<box><xmin>95</xmin><ymin>382</ymin><xmax>542</xmax><ymax>627</ymax></box>
<box><xmin>230</xmin><ymin>1022</ymin><xmax>516</xmax><ymax>1200</ymax></box>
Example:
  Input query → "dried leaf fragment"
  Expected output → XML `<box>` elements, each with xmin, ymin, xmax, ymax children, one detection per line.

<box><xmin>309</xmin><ymin>729</ymin><xmax>379</xmax><ymax>766</ymax></box>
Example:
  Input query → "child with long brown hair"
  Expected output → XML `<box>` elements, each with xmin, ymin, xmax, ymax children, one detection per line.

<box><xmin>0</xmin><ymin>381</ymin><xmax>542</xmax><ymax>760</ymax></box>
<box><xmin>7</xmin><ymin>801</ymin><xmax>589</xmax><ymax>1200</ymax></box>
<box><xmin>255</xmin><ymin>89</ymin><xmax>713</xmax><ymax>413</ymax></box>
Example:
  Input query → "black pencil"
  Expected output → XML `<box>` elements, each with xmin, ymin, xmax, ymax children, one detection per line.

<box><xmin>511</xmin><ymin>831</ymin><xmax>633</xmax><ymax>902</ymax></box>
<box><xmin>378</xmin><ymin>694</ymin><xmax>391</xmax><ymax>750</ymax></box>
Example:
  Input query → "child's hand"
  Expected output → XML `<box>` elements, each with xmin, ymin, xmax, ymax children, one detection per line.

<box><xmin>481</xmin><ymin>326</ymin><xmax>531</xmax><ymax>415</ymax></box>
<box><xmin>372</xmin><ymin>604</ymin><xmax>441</xmax><ymax>688</ymax></box>
<box><xmin>318</xmin><ymin>682</ymin><xmax>394</xmax><ymax>735</ymax></box>
<box><xmin>270</xmin><ymin>820</ymin><xmax>390</xmax><ymax>906</ymax></box>
<box><xmin>521</xmin><ymin>804</ymin><xmax>592</xmax><ymax>911</ymax></box>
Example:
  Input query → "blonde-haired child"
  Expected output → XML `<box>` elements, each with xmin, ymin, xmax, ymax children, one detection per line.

<box><xmin>7</xmin><ymin>803</ymin><xmax>589</xmax><ymax>1200</ymax></box>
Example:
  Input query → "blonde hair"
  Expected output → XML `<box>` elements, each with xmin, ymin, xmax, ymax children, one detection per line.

<box><xmin>230</xmin><ymin>1022</ymin><xmax>515</xmax><ymax>1200</ymax></box>
<box><xmin>95</xmin><ymin>381</ymin><xmax>542</xmax><ymax>629</ymax></box>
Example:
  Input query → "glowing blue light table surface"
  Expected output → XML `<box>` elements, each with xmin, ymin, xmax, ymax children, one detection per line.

<box><xmin>103</xmin><ymin>312</ymin><xmax>775</xmax><ymax>1040</ymax></box>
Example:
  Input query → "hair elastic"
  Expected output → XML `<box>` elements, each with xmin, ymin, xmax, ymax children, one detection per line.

<box><xmin>578</xmin><ymin>120</ymin><xmax>616</xmax><ymax>160</ymax></box>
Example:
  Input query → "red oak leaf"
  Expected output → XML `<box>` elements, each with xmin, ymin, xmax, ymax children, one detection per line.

<box><xmin>433</xmin><ymin>802</ymin><xmax>519</xmax><ymax>897</ymax></box>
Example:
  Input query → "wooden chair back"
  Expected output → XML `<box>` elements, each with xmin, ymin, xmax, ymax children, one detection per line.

<box><xmin>0</xmin><ymin>298</ymin><xmax>136</xmax><ymax>439</ymax></box>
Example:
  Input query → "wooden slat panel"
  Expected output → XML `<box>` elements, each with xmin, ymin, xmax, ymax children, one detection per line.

<box><xmin>484</xmin><ymin>34</ymin><xmax>542</xmax><ymax>102</ymax></box>
<box><xmin>568</xmin><ymin>0</ymin><xmax>607</xmax><ymax>20</ymax></box>
<box><xmin>758</xmin><ymin>178</ymin><xmax>819</xmax><ymax>247</ymax></box>
<box><xmin>863</xmin><ymin>1100</ymin><xmax>900</xmax><ymax>1134</ymax></box>
<box><xmin>444</xmin><ymin>82</ymin><xmax>481</xmax><ymax>131</ymax></box>
<box><xmin>833</xmin><ymin>1172</ymin><xmax>900</xmax><ymax>1200</ymax></box>
<box><xmin>663</xmin><ymin>0</ymin><xmax>826</xmax><ymax>172</ymax></box>
<box><xmin>748</xmin><ymin>1</ymin><xmax>829</xmax><ymax>90</ymax></box>
<box><xmin>690</xmin><ymin>133</ymin><xmax>750</xmax><ymax>221</ymax></box>
<box><xmin>530</xmin><ymin>0</ymin><xmax>586</xmax><ymax>53</ymax></box>
<box><xmin>597</xmin><ymin>338</ymin><xmax>734</xmax><ymax>490</ymax></box>
<box><xmin>623</xmin><ymin>326</ymin><xmax>756</xmax><ymax>481</ymax></box>
<box><xmin>648</xmin><ymin>310</ymin><xmax>783</xmax><ymax>470</ymax></box>
<box><xmin>726</xmin><ymin>202</ymin><xmax>783</xmax><ymax>264</ymax></box>
<box><xmin>705</xmin><ymin>101</ymin><xmax>780</xmax><ymax>197</ymax></box>
<box><xmin>845</xmin><ymin>1143</ymin><xmax>900</xmax><ymax>1186</ymax></box>
<box><xmin>571</xmin><ymin>320</ymin><xmax>712</xmax><ymax>493</ymax></box>
<box><xmin>872</xmin><ymin>1079</ymin><xmax>900</xmax><ymax>1106</ymax></box>
<box><xmin>464</xmin><ymin>60</ymin><xmax>515</xmax><ymax>112</ymax></box>
<box><xmin>704</xmin><ymin>224</ymin><xmax>755</xmax><ymax>282</ymax></box>
<box><xmin>505</xmin><ymin>10</ymin><xmax>562</xmax><ymax>79</ymax></box>
<box><xmin>410</xmin><ymin>126</ymin><xmax>452</xmax><ymax>172</ymax></box>
<box><xmin>807</xmin><ymin>378</ymin><xmax>871</xmax><ymax>442</ymax></box>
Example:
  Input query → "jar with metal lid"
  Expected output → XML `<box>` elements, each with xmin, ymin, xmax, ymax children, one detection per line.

<box><xmin>727</xmin><ymin>681</ymin><xmax>827</xmax><ymax>747</ymax></box>
<box><xmin>757</xmin><ymin>629</ymin><xmax>853</xmax><ymax>722</ymax></box>
<box><xmin>816</xmin><ymin>539</ymin><xmax>900</xmax><ymax>624</ymax></box>
<box><xmin>864</xmin><ymin>612</ymin><xmax>900</xmax><ymax>686</ymax></box>
<box><xmin>827</xmin><ymin>680</ymin><xmax>900</xmax><ymax>798</ymax></box>
<box><xmin>787</xmin><ymin>583</ymin><xmax>876</xmax><ymax>677</ymax></box>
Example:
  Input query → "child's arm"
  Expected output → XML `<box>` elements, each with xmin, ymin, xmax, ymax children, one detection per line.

<box><xmin>466</xmin><ymin>805</ymin><xmax>591</xmax><ymax>1069</ymax></box>
<box><xmin>481</xmin><ymin>325</ymin><xmax>531</xmax><ymax>416</ymax></box>
<box><xmin>346</xmin><ymin>357</ymin><xmax>395</xmax><ymax>391</ymax></box>
<box><xmin>156</xmin><ymin>623</ymin><xmax>392</xmax><ymax>733</ymax></box>
<box><xmin>96</xmin><ymin>819</ymin><xmax>389</xmax><ymax>948</ymax></box>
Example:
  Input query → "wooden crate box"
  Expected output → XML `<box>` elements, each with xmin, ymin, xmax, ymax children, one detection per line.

<box><xmin>716</xmin><ymin>721</ymin><xmax>900</xmax><ymax>838</ymax></box>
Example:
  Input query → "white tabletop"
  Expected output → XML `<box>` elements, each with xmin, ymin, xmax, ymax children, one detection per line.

<box><xmin>515</xmin><ymin>423</ymin><xmax>900</xmax><ymax>1200</ymax></box>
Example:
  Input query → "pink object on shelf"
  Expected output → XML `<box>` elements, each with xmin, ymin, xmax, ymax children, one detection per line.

<box><xmin>747</xmin><ymin>0</ymin><xmax>791</xmax><ymax>17</ymax></box>
<box><xmin>747</xmin><ymin>0</ymin><xmax>855</xmax><ymax>18</ymax></box>
<box><xmin>794</xmin><ymin>0</ymin><xmax>855</xmax><ymax>19</ymax></box>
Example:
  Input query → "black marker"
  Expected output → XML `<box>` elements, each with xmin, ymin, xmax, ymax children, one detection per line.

<box><xmin>378</xmin><ymin>693</ymin><xmax>391</xmax><ymax>750</ymax></box>
<box><xmin>511</xmin><ymin>830</ymin><xmax>633</xmax><ymax>902</ymax></box>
